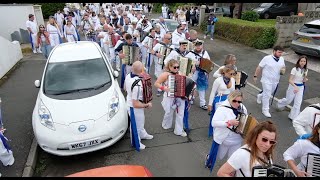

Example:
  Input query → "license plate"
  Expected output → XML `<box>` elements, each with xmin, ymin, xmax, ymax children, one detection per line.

<box><xmin>299</xmin><ymin>38</ymin><xmax>310</xmax><ymax>43</ymax></box>
<box><xmin>69</xmin><ymin>139</ymin><xmax>100</xmax><ymax>150</ymax></box>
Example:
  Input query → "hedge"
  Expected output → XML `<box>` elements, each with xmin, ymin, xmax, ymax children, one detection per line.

<box><xmin>201</xmin><ymin>16</ymin><xmax>277</xmax><ymax>49</ymax></box>
<box><xmin>38</xmin><ymin>3</ymin><xmax>66</xmax><ymax>19</ymax></box>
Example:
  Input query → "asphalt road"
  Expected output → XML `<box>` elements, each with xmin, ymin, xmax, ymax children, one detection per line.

<box><xmin>0</xmin><ymin>13</ymin><xmax>319</xmax><ymax>177</ymax></box>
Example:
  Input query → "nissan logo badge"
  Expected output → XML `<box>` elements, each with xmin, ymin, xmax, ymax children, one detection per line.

<box><xmin>78</xmin><ymin>125</ymin><xmax>87</xmax><ymax>132</ymax></box>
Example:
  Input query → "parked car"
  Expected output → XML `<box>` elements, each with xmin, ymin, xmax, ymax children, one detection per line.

<box><xmin>32</xmin><ymin>41</ymin><xmax>128</xmax><ymax>156</ymax></box>
<box><xmin>291</xmin><ymin>19</ymin><xmax>320</xmax><ymax>57</ymax></box>
<box><xmin>209</xmin><ymin>6</ymin><xmax>231</xmax><ymax>17</ymax></box>
<box><xmin>150</xmin><ymin>19</ymin><xmax>180</xmax><ymax>33</ymax></box>
<box><xmin>253</xmin><ymin>3</ymin><xmax>298</xmax><ymax>19</ymax></box>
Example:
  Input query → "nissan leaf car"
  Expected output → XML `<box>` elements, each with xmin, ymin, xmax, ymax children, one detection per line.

<box><xmin>32</xmin><ymin>41</ymin><xmax>128</xmax><ymax>156</ymax></box>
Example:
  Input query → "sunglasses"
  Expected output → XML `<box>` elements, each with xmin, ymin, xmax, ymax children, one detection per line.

<box><xmin>166</xmin><ymin>37</ymin><xmax>172</xmax><ymax>40</ymax></box>
<box><xmin>173</xmin><ymin>66</ymin><xmax>180</xmax><ymax>69</ymax></box>
<box><xmin>40</xmin><ymin>27</ymin><xmax>45</xmax><ymax>28</ymax></box>
<box><xmin>232</xmin><ymin>100</ymin><xmax>242</xmax><ymax>104</ymax></box>
<box><xmin>261</xmin><ymin>137</ymin><xmax>277</xmax><ymax>145</ymax></box>
<box><xmin>179</xmin><ymin>29</ymin><xmax>184</xmax><ymax>31</ymax></box>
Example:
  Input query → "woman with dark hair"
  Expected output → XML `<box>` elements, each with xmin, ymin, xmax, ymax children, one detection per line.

<box><xmin>276</xmin><ymin>55</ymin><xmax>308</xmax><ymax>120</ymax></box>
<box><xmin>205</xmin><ymin>90</ymin><xmax>247</xmax><ymax>172</ymax></box>
<box><xmin>283</xmin><ymin>121</ymin><xmax>320</xmax><ymax>177</ymax></box>
<box><xmin>46</xmin><ymin>16</ymin><xmax>63</xmax><ymax>47</ymax></box>
<box><xmin>217</xmin><ymin>121</ymin><xmax>278</xmax><ymax>177</ymax></box>
<box><xmin>36</xmin><ymin>25</ymin><xmax>52</xmax><ymax>59</ymax></box>
<box><xmin>207</xmin><ymin>64</ymin><xmax>236</xmax><ymax>137</ymax></box>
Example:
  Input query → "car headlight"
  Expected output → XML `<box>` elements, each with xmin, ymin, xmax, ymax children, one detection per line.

<box><xmin>257</xmin><ymin>8</ymin><xmax>264</xmax><ymax>12</ymax></box>
<box><xmin>108</xmin><ymin>89</ymin><xmax>119</xmax><ymax>120</ymax></box>
<box><xmin>38</xmin><ymin>100</ymin><xmax>55</xmax><ymax>131</ymax></box>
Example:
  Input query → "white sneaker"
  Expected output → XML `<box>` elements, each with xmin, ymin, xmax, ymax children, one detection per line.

<box><xmin>174</xmin><ymin>131</ymin><xmax>187</xmax><ymax>137</ymax></box>
<box><xmin>37</xmin><ymin>49</ymin><xmax>42</xmax><ymax>53</ymax></box>
<box><xmin>257</xmin><ymin>94</ymin><xmax>262</xmax><ymax>104</ymax></box>
<box><xmin>262</xmin><ymin>110</ymin><xmax>271</xmax><ymax>118</ymax></box>
<box><xmin>210</xmin><ymin>38</ymin><xmax>213</xmax><ymax>40</ymax></box>
<box><xmin>33</xmin><ymin>49</ymin><xmax>37</xmax><ymax>53</ymax></box>
<box><xmin>141</xmin><ymin>134</ymin><xmax>153</xmax><ymax>140</ymax></box>
<box><xmin>276</xmin><ymin>102</ymin><xmax>285</xmax><ymax>111</ymax></box>
<box><xmin>139</xmin><ymin>143</ymin><xmax>146</xmax><ymax>150</ymax></box>
<box><xmin>204</xmin><ymin>35</ymin><xmax>207</xmax><ymax>39</ymax></box>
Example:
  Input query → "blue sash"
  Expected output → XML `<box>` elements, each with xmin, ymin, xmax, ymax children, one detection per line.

<box><xmin>120</xmin><ymin>64</ymin><xmax>126</xmax><ymax>89</ymax></box>
<box><xmin>0</xmin><ymin>132</ymin><xmax>11</xmax><ymax>153</ymax></box>
<box><xmin>129</xmin><ymin>107</ymin><xmax>140</xmax><ymax>152</ymax></box>
<box><xmin>295</xmin><ymin>83</ymin><xmax>306</xmax><ymax>96</ymax></box>
<box><xmin>75</xmin><ymin>29</ymin><xmax>80</xmax><ymax>41</ymax></box>
<box><xmin>297</xmin><ymin>133</ymin><xmax>311</xmax><ymax>141</ymax></box>
<box><xmin>59</xmin><ymin>35</ymin><xmax>63</xmax><ymax>44</ymax></box>
<box><xmin>183</xmin><ymin>100</ymin><xmax>190</xmax><ymax>133</ymax></box>
<box><xmin>205</xmin><ymin>140</ymin><xmax>220</xmax><ymax>172</ymax></box>
<box><xmin>196</xmin><ymin>69</ymin><xmax>208</xmax><ymax>91</ymax></box>
<box><xmin>208</xmin><ymin>95</ymin><xmax>228</xmax><ymax>137</ymax></box>
<box><xmin>147</xmin><ymin>53</ymin><xmax>151</xmax><ymax>74</ymax></box>
<box><xmin>29</xmin><ymin>32</ymin><xmax>34</xmax><ymax>50</ymax></box>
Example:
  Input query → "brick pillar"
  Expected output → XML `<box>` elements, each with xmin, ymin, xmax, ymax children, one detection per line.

<box><xmin>199</xmin><ymin>5</ymin><xmax>206</xmax><ymax>27</ymax></box>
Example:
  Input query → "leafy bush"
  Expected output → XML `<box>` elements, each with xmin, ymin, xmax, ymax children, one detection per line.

<box><xmin>201</xmin><ymin>17</ymin><xmax>277</xmax><ymax>49</ymax></box>
<box><xmin>38</xmin><ymin>3</ymin><xmax>65</xmax><ymax>19</ymax></box>
<box><xmin>241</xmin><ymin>10</ymin><xmax>259</xmax><ymax>22</ymax></box>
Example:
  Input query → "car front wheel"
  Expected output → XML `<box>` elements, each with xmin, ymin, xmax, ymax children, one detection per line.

<box><xmin>263</xmin><ymin>12</ymin><xmax>270</xmax><ymax>19</ymax></box>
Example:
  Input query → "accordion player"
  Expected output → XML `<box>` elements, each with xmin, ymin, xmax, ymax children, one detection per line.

<box><xmin>177</xmin><ymin>56</ymin><xmax>196</xmax><ymax>77</ymax></box>
<box><xmin>305</xmin><ymin>153</ymin><xmax>320</xmax><ymax>177</ymax></box>
<box><xmin>147</xmin><ymin>38</ymin><xmax>158</xmax><ymax>53</ymax></box>
<box><xmin>131</xmin><ymin>73</ymin><xmax>153</xmax><ymax>104</ymax></box>
<box><xmin>234</xmin><ymin>71</ymin><xmax>248</xmax><ymax>89</ymax></box>
<box><xmin>122</xmin><ymin>45</ymin><xmax>141</xmax><ymax>65</ymax></box>
<box><xmin>199</xmin><ymin>58</ymin><xmax>215</xmax><ymax>73</ymax></box>
<box><xmin>111</xmin><ymin>34</ymin><xmax>121</xmax><ymax>47</ymax></box>
<box><xmin>158</xmin><ymin>45</ymin><xmax>172</xmax><ymax>66</ymax></box>
<box><xmin>167</xmin><ymin>74</ymin><xmax>196</xmax><ymax>101</ymax></box>
<box><xmin>229</xmin><ymin>113</ymin><xmax>258</xmax><ymax>138</ymax></box>
<box><xmin>252</xmin><ymin>165</ymin><xmax>296</xmax><ymax>177</ymax></box>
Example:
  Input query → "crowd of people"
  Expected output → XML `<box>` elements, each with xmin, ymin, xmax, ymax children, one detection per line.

<box><xmin>22</xmin><ymin>3</ymin><xmax>320</xmax><ymax>177</ymax></box>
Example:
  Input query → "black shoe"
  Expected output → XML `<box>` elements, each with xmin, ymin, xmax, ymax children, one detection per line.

<box><xmin>205</xmin><ymin>154</ymin><xmax>212</xmax><ymax>168</ymax></box>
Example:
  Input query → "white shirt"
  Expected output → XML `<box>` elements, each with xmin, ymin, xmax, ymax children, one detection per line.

<box><xmin>213</xmin><ymin>66</ymin><xmax>224</xmax><ymax>78</ymax></box>
<box><xmin>228</xmin><ymin>144</ymin><xmax>264</xmax><ymax>177</ymax></box>
<box><xmin>63</xmin><ymin>25</ymin><xmax>77</xmax><ymax>38</ymax></box>
<box><xmin>54</xmin><ymin>13</ymin><xmax>65</xmax><ymax>24</ymax></box>
<box><xmin>156</xmin><ymin>22</ymin><xmax>168</xmax><ymax>38</ymax></box>
<box><xmin>185</xmin><ymin>50</ymin><xmax>210</xmax><ymax>63</ymax></box>
<box><xmin>259</xmin><ymin>55</ymin><xmax>285</xmax><ymax>84</ymax></box>
<box><xmin>293</xmin><ymin>103</ymin><xmax>320</xmax><ymax>136</ymax></box>
<box><xmin>163</xmin><ymin>48</ymin><xmax>188</xmax><ymax>66</ymax></box>
<box><xmin>211</xmin><ymin>100</ymin><xmax>247</xmax><ymax>144</ymax></box>
<box><xmin>124</xmin><ymin>73</ymin><xmax>143</xmax><ymax>107</ymax></box>
<box><xmin>208</xmin><ymin>76</ymin><xmax>235</xmax><ymax>106</ymax></box>
<box><xmin>283</xmin><ymin>139</ymin><xmax>320</xmax><ymax>171</ymax></box>
<box><xmin>142</xmin><ymin>36</ymin><xmax>156</xmax><ymax>53</ymax></box>
<box><xmin>171</xmin><ymin>29</ymin><xmax>186</xmax><ymax>48</ymax></box>
<box><xmin>161</xmin><ymin>6</ymin><xmax>167</xmax><ymax>13</ymax></box>
<box><xmin>26</xmin><ymin>20</ymin><xmax>38</xmax><ymax>34</ymax></box>
<box><xmin>290</xmin><ymin>67</ymin><xmax>306</xmax><ymax>84</ymax></box>
<box><xmin>46</xmin><ymin>24</ymin><xmax>61</xmax><ymax>36</ymax></box>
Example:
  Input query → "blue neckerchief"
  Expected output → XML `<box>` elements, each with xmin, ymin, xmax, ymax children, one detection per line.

<box><xmin>272</xmin><ymin>55</ymin><xmax>279</xmax><ymax>62</ymax></box>
<box><xmin>130</xmin><ymin>72</ymin><xmax>139</xmax><ymax>78</ymax></box>
<box><xmin>222</xmin><ymin>76</ymin><xmax>230</xmax><ymax>86</ymax></box>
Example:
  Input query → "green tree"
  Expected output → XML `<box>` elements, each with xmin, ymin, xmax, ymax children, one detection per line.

<box><xmin>38</xmin><ymin>3</ymin><xmax>65</xmax><ymax>19</ymax></box>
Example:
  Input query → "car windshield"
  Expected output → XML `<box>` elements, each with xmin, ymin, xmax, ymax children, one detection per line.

<box><xmin>43</xmin><ymin>58</ymin><xmax>111</xmax><ymax>95</ymax></box>
<box><xmin>259</xmin><ymin>3</ymin><xmax>273</xmax><ymax>8</ymax></box>
<box><xmin>299</xmin><ymin>24</ymin><xmax>320</xmax><ymax>34</ymax></box>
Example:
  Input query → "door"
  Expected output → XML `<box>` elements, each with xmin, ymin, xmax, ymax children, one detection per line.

<box><xmin>268</xmin><ymin>3</ymin><xmax>284</xmax><ymax>17</ymax></box>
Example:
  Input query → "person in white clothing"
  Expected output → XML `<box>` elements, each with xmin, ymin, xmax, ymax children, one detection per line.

<box><xmin>102</xmin><ymin>26</ymin><xmax>118</xmax><ymax>64</ymax></box>
<box><xmin>213</xmin><ymin>54</ymin><xmax>237</xmax><ymax>78</ymax></box>
<box><xmin>163</xmin><ymin>40</ymin><xmax>189</xmax><ymax>66</ymax></box>
<box><xmin>217</xmin><ymin>121</ymin><xmax>277</xmax><ymax>177</ymax></box>
<box><xmin>124</xmin><ymin>61</ymin><xmax>153</xmax><ymax>151</ymax></box>
<box><xmin>185</xmin><ymin>39</ymin><xmax>211</xmax><ymax>109</ymax></box>
<box><xmin>141</xmin><ymin>28</ymin><xmax>157</xmax><ymax>72</ymax></box>
<box><xmin>171</xmin><ymin>24</ymin><xmax>186</xmax><ymax>49</ymax></box>
<box><xmin>161</xmin><ymin>4</ymin><xmax>168</xmax><ymax>19</ymax></box>
<box><xmin>283</xmin><ymin>122</ymin><xmax>320</xmax><ymax>177</ymax></box>
<box><xmin>277</xmin><ymin>56</ymin><xmax>308</xmax><ymax>120</ymax></box>
<box><xmin>156</xmin><ymin>17</ymin><xmax>169</xmax><ymax>38</ymax></box>
<box><xmin>253</xmin><ymin>46</ymin><xmax>285</xmax><ymax>118</ymax></box>
<box><xmin>54</xmin><ymin>10</ymin><xmax>65</xmax><ymax>35</ymax></box>
<box><xmin>207</xmin><ymin>65</ymin><xmax>236</xmax><ymax>137</ymax></box>
<box><xmin>63</xmin><ymin>20</ymin><xmax>77</xmax><ymax>42</ymax></box>
<box><xmin>26</xmin><ymin>14</ymin><xmax>39</xmax><ymax>53</ymax></box>
<box><xmin>47</xmin><ymin>16</ymin><xmax>63</xmax><ymax>47</ymax></box>
<box><xmin>292</xmin><ymin>103</ymin><xmax>320</xmax><ymax>137</ymax></box>
<box><xmin>154</xmin><ymin>59</ymin><xmax>187</xmax><ymax>137</ymax></box>
<box><xmin>205</xmin><ymin>90</ymin><xmax>248</xmax><ymax>172</ymax></box>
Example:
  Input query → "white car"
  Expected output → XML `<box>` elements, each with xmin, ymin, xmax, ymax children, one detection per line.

<box><xmin>32</xmin><ymin>41</ymin><xmax>128</xmax><ymax>156</ymax></box>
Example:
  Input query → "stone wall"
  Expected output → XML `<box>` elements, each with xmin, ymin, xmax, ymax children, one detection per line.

<box><xmin>274</xmin><ymin>11</ymin><xmax>320</xmax><ymax>48</ymax></box>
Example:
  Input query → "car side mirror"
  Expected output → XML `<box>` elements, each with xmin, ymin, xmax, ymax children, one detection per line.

<box><xmin>113</xmin><ymin>71</ymin><xmax>119</xmax><ymax>78</ymax></box>
<box><xmin>34</xmin><ymin>80</ymin><xmax>40</xmax><ymax>88</ymax></box>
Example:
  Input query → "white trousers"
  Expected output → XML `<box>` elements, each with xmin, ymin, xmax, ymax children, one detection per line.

<box><xmin>154</xmin><ymin>60</ymin><xmax>163</xmax><ymax>79</ymax></box>
<box><xmin>217</xmin><ymin>134</ymin><xmax>242</xmax><ymax>160</ymax></box>
<box><xmin>0</xmin><ymin>135</ymin><xmax>14</xmax><ymax>166</ymax></box>
<box><xmin>278</xmin><ymin>84</ymin><xmax>304</xmax><ymax>120</ymax></box>
<box><xmin>49</xmin><ymin>34</ymin><xmax>61</xmax><ymax>47</ymax></box>
<box><xmin>104</xmin><ymin>46</ymin><xmax>115</xmax><ymax>63</ymax></box>
<box><xmin>191</xmin><ymin>71</ymin><xmax>206</xmax><ymax>106</ymax></box>
<box><xmin>261</xmin><ymin>82</ymin><xmax>278</xmax><ymax>111</ymax></box>
<box><xmin>162</xmin><ymin>12</ymin><xmax>168</xmax><ymax>19</ymax></box>
<box><xmin>161</xmin><ymin>96</ymin><xmax>185</xmax><ymax>135</ymax></box>
<box><xmin>66</xmin><ymin>34</ymin><xmax>76</xmax><ymax>42</ymax></box>
<box><xmin>30</xmin><ymin>33</ymin><xmax>37</xmax><ymax>50</ymax></box>
<box><xmin>127</xmin><ymin>108</ymin><xmax>149</xmax><ymax>143</ymax></box>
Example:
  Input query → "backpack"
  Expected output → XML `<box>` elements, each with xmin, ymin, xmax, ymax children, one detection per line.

<box><xmin>131</xmin><ymin>73</ymin><xmax>153</xmax><ymax>104</ymax></box>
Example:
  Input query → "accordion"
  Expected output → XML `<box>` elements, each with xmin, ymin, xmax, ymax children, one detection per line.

<box><xmin>158</xmin><ymin>45</ymin><xmax>172</xmax><ymax>66</ymax></box>
<box><xmin>122</xmin><ymin>45</ymin><xmax>140</xmax><ymax>65</ymax></box>
<box><xmin>111</xmin><ymin>34</ymin><xmax>121</xmax><ymax>47</ymax></box>
<box><xmin>131</xmin><ymin>73</ymin><xmax>153</xmax><ymax>104</ymax></box>
<box><xmin>252</xmin><ymin>165</ymin><xmax>296</xmax><ymax>177</ymax></box>
<box><xmin>280</xmin><ymin>67</ymin><xmax>286</xmax><ymax>75</ymax></box>
<box><xmin>235</xmin><ymin>71</ymin><xmax>248</xmax><ymax>89</ymax></box>
<box><xmin>167</xmin><ymin>74</ymin><xmax>196</xmax><ymax>100</ymax></box>
<box><xmin>85</xmin><ymin>29</ymin><xmax>96</xmax><ymax>36</ymax></box>
<box><xmin>305</xmin><ymin>153</ymin><xmax>320</xmax><ymax>177</ymax></box>
<box><xmin>199</xmin><ymin>58</ymin><xmax>214</xmax><ymax>73</ymax></box>
<box><xmin>232</xmin><ymin>114</ymin><xmax>258</xmax><ymax>138</ymax></box>
<box><xmin>177</xmin><ymin>56</ymin><xmax>196</xmax><ymax>77</ymax></box>
<box><xmin>147</xmin><ymin>38</ymin><xmax>158</xmax><ymax>53</ymax></box>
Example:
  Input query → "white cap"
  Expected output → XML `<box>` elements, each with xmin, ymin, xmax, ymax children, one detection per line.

<box><xmin>181</xmin><ymin>21</ymin><xmax>187</xmax><ymax>25</ymax></box>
